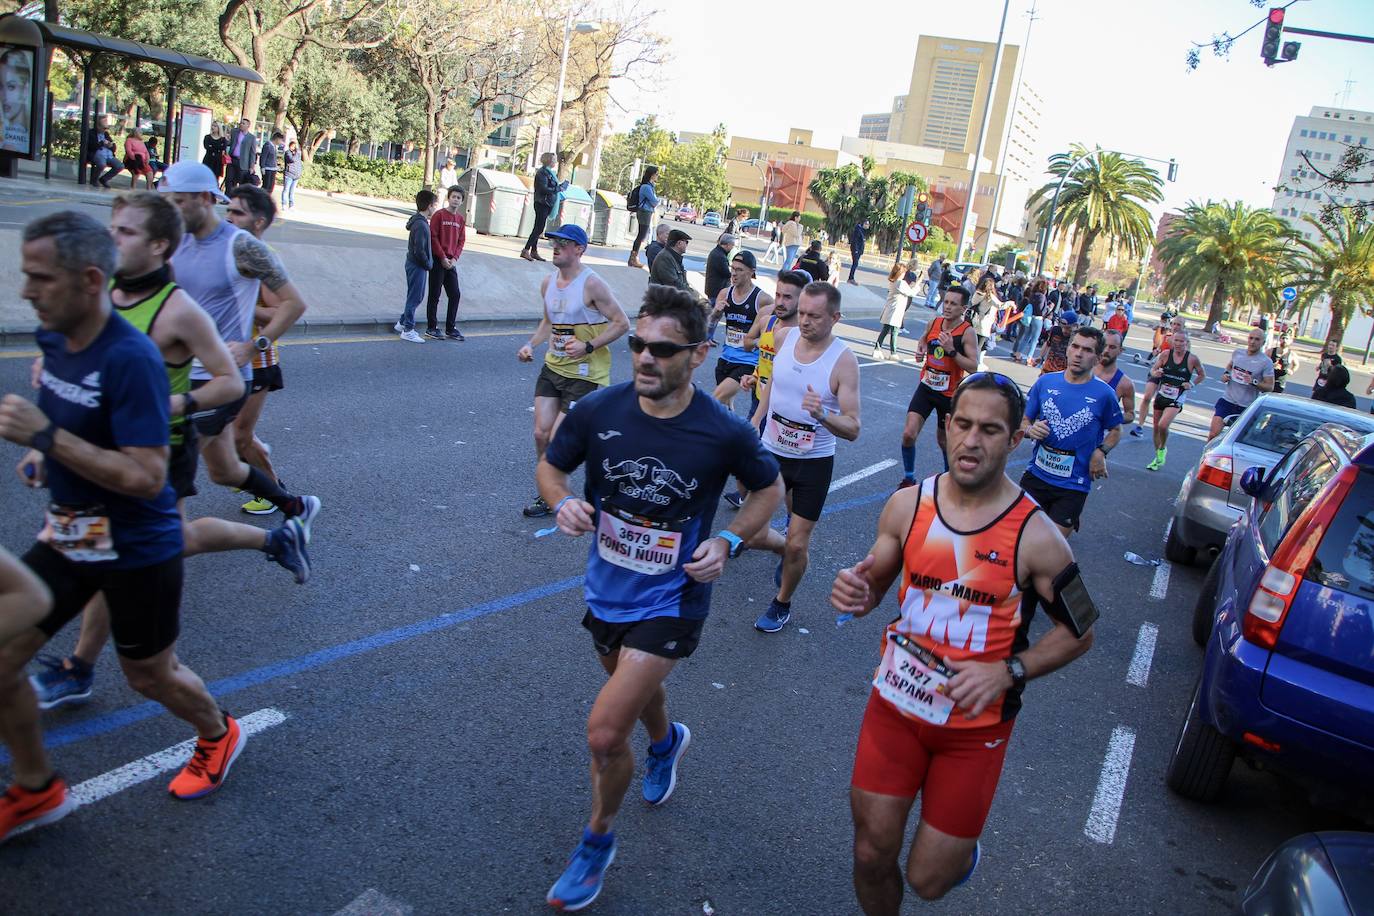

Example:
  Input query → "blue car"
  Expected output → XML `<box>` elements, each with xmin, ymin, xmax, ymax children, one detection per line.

<box><xmin>1169</xmin><ymin>422</ymin><xmax>1374</xmax><ymax>814</ymax></box>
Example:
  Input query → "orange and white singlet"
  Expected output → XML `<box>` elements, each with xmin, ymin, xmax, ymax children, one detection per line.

<box><xmin>919</xmin><ymin>317</ymin><xmax>971</xmax><ymax>395</ymax></box>
<box><xmin>875</xmin><ymin>474</ymin><xmax>1041</xmax><ymax>729</ymax></box>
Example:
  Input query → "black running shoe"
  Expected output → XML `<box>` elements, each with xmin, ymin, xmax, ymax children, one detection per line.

<box><xmin>523</xmin><ymin>495</ymin><xmax>552</xmax><ymax>518</ymax></box>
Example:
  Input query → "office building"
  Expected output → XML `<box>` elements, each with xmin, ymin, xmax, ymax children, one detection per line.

<box><xmin>858</xmin><ymin>96</ymin><xmax>907</xmax><ymax>142</ymax></box>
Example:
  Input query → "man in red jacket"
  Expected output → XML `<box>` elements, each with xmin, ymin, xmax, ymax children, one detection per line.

<box><xmin>426</xmin><ymin>185</ymin><xmax>467</xmax><ymax>341</ymax></box>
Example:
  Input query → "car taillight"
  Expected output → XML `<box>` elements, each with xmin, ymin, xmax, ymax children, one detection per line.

<box><xmin>1197</xmin><ymin>452</ymin><xmax>1234</xmax><ymax>491</ymax></box>
<box><xmin>1243</xmin><ymin>464</ymin><xmax>1359</xmax><ymax>649</ymax></box>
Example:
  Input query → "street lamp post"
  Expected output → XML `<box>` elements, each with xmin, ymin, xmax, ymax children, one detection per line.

<box><xmin>955</xmin><ymin>0</ymin><xmax>1011</xmax><ymax>263</ymax></box>
<box><xmin>548</xmin><ymin>12</ymin><xmax>600</xmax><ymax>166</ymax></box>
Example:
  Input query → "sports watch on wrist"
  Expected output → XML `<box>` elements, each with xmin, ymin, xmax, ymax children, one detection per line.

<box><xmin>585</xmin><ymin>339</ymin><xmax>597</xmax><ymax>353</ymax></box>
<box><xmin>254</xmin><ymin>335</ymin><xmax>271</xmax><ymax>352</ymax></box>
<box><xmin>31</xmin><ymin>421</ymin><xmax>57</xmax><ymax>455</ymax></box>
<box><xmin>1005</xmin><ymin>655</ymin><xmax>1027</xmax><ymax>690</ymax></box>
<box><xmin>715</xmin><ymin>530</ymin><xmax>745</xmax><ymax>559</ymax></box>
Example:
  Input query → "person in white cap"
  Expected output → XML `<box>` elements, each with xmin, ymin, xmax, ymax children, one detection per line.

<box><xmin>157</xmin><ymin>161</ymin><xmax>322</xmax><ymax>536</ymax></box>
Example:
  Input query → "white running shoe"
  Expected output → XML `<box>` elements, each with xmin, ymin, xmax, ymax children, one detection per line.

<box><xmin>393</xmin><ymin>321</ymin><xmax>405</xmax><ymax>334</ymax></box>
<box><xmin>400</xmin><ymin>329</ymin><xmax>425</xmax><ymax>343</ymax></box>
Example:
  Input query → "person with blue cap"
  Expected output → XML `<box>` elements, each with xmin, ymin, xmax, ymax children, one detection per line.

<box><xmin>517</xmin><ymin>224</ymin><xmax>630</xmax><ymax>518</ymax></box>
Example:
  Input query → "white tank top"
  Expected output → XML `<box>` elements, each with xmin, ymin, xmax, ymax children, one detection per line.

<box><xmin>763</xmin><ymin>331</ymin><xmax>846</xmax><ymax>459</ymax></box>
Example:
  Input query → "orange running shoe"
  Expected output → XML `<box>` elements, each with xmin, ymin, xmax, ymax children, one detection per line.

<box><xmin>168</xmin><ymin>713</ymin><xmax>245</xmax><ymax>800</ymax></box>
<box><xmin>1</xmin><ymin>777</ymin><xmax>74</xmax><ymax>844</ymax></box>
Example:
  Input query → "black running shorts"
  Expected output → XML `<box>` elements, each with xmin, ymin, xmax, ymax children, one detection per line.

<box><xmin>535</xmin><ymin>364</ymin><xmax>600</xmax><ymax>413</ymax></box>
<box><xmin>250</xmin><ymin>364</ymin><xmax>284</xmax><ymax>394</ymax></box>
<box><xmin>714</xmin><ymin>359</ymin><xmax>754</xmax><ymax>387</ymax></box>
<box><xmin>26</xmin><ymin>542</ymin><xmax>183</xmax><ymax>660</ymax></box>
<box><xmin>776</xmin><ymin>453</ymin><xmax>835</xmax><ymax>522</ymax></box>
<box><xmin>1020</xmin><ymin>470</ymin><xmax>1088</xmax><ymax>532</ymax></box>
<box><xmin>582</xmin><ymin>611</ymin><xmax>704</xmax><ymax>660</ymax></box>
<box><xmin>907</xmin><ymin>383</ymin><xmax>953</xmax><ymax>425</ymax></box>
<box><xmin>189</xmin><ymin>378</ymin><xmax>250</xmax><ymax>438</ymax></box>
<box><xmin>168</xmin><ymin>438</ymin><xmax>199</xmax><ymax>500</ymax></box>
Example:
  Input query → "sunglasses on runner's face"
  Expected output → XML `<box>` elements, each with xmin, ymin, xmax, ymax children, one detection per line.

<box><xmin>962</xmin><ymin>371</ymin><xmax>1026</xmax><ymax>414</ymax></box>
<box><xmin>626</xmin><ymin>335</ymin><xmax>705</xmax><ymax>358</ymax></box>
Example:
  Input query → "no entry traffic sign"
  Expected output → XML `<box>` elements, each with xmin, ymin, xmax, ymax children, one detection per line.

<box><xmin>906</xmin><ymin>222</ymin><xmax>928</xmax><ymax>244</ymax></box>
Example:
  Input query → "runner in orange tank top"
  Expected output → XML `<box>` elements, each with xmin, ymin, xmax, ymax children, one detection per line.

<box><xmin>831</xmin><ymin>372</ymin><xmax>1098</xmax><ymax>912</ymax></box>
<box><xmin>897</xmin><ymin>286</ymin><xmax>979</xmax><ymax>489</ymax></box>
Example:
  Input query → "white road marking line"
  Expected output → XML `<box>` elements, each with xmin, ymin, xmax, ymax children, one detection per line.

<box><xmin>1150</xmin><ymin>560</ymin><xmax>1172</xmax><ymax>600</ymax></box>
<box><xmin>829</xmin><ymin>459</ymin><xmax>898</xmax><ymax>493</ymax></box>
<box><xmin>1126</xmin><ymin>624</ymin><xmax>1159</xmax><ymax>687</ymax></box>
<box><xmin>334</xmin><ymin>889</ymin><xmax>415</xmax><ymax>916</ymax></box>
<box><xmin>866</xmin><ymin>396</ymin><xmax>910</xmax><ymax>410</ymax></box>
<box><xmin>68</xmin><ymin>708</ymin><xmax>286</xmax><ymax>809</ymax></box>
<box><xmin>1162</xmin><ymin>518</ymin><xmax>1172</xmax><ymax>542</ymax></box>
<box><xmin>1084</xmin><ymin>726</ymin><xmax>1136</xmax><ymax>844</ymax></box>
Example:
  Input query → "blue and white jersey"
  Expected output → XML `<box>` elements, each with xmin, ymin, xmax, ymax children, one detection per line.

<box><xmin>1024</xmin><ymin>372</ymin><xmax>1124</xmax><ymax>493</ymax></box>
<box><xmin>719</xmin><ymin>285</ymin><xmax>761</xmax><ymax>367</ymax></box>
<box><xmin>546</xmin><ymin>383</ymin><xmax>779</xmax><ymax>622</ymax></box>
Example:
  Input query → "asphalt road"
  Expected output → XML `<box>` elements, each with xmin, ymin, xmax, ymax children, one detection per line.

<box><xmin>0</xmin><ymin>314</ymin><xmax>1364</xmax><ymax>915</ymax></box>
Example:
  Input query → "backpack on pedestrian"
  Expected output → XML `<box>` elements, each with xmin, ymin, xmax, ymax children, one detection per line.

<box><xmin>627</xmin><ymin>184</ymin><xmax>643</xmax><ymax>212</ymax></box>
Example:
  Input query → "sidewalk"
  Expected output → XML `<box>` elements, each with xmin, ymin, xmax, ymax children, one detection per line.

<box><xmin>0</xmin><ymin>170</ymin><xmax>890</xmax><ymax>343</ymax></box>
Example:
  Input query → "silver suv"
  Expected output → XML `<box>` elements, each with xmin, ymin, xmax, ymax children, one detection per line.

<box><xmin>1167</xmin><ymin>393</ymin><xmax>1374</xmax><ymax>565</ymax></box>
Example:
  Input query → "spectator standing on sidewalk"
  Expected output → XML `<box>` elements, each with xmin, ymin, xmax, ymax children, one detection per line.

<box><xmin>425</xmin><ymin>185</ymin><xmax>467</xmax><ymax>341</ymax></box>
<box><xmin>780</xmin><ymin>211</ymin><xmax>803</xmax><ymax>269</ymax></box>
<box><xmin>795</xmin><ymin>240</ymin><xmax>830</xmax><ymax>282</ymax></box>
<box><xmin>627</xmin><ymin>165</ymin><xmax>660</xmax><ymax>268</ymax></box>
<box><xmin>705</xmin><ymin>233</ymin><xmax>736</xmax><ymax>302</ymax></box>
<box><xmin>644</xmin><ymin>223</ymin><xmax>671</xmax><ymax>270</ymax></box>
<box><xmin>86</xmin><ymin>116</ymin><xmax>124</xmax><ymax>189</ymax></box>
<box><xmin>226</xmin><ymin>118</ymin><xmax>256</xmax><ymax>191</ymax></box>
<box><xmin>523</xmin><ymin>152</ymin><xmax>566</xmax><ymax>262</ymax></box>
<box><xmin>396</xmin><ymin>189</ymin><xmax>438</xmax><ymax>343</ymax></box>
<box><xmin>439</xmin><ymin>158</ymin><xmax>459</xmax><ymax>189</ymax></box>
<box><xmin>649</xmin><ymin>228</ymin><xmax>693</xmax><ymax>293</ymax></box>
<box><xmin>847</xmin><ymin>218</ymin><xmax>869</xmax><ymax>285</ymax></box>
<box><xmin>202</xmin><ymin>122</ymin><xmax>229</xmax><ymax>186</ymax></box>
<box><xmin>259</xmin><ymin>131</ymin><xmax>283</xmax><ymax>195</ymax></box>
<box><xmin>924</xmin><ymin>255</ymin><xmax>946</xmax><ymax>308</ymax></box>
<box><xmin>281</xmin><ymin>140</ymin><xmax>303</xmax><ymax>211</ymax></box>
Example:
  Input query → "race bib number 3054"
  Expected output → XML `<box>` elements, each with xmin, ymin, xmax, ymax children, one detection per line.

<box><xmin>596</xmin><ymin>506</ymin><xmax>683</xmax><ymax>576</ymax></box>
<box><xmin>873</xmin><ymin>638</ymin><xmax>954</xmax><ymax>725</ymax></box>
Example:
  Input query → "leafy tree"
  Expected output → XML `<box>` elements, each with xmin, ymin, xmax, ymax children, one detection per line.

<box><xmin>281</xmin><ymin>46</ymin><xmax>395</xmax><ymax>160</ymax></box>
<box><xmin>1027</xmin><ymin>144</ymin><xmax>1164</xmax><ymax>287</ymax></box>
<box><xmin>598</xmin><ymin>115</ymin><xmax>675</xmax><ymax>194</ymax></box>
<box><xmin>659</xmin><ymin>129</ymin><xmax>729</xmax><ymax>211</ymax></box>
<box><xmin>809</xmin><ymin>158</ymin><xmax>926</xmax><ymax>254</ymax></box>
<box><xmin>1157</xmin><ymin>200</ymin><xmax>1292</xmax><ymax>332</ymax></box>
<box><xmin>1287</xmin><ymin>211</ymin><xmax>1374</xmax><ymax>349</ymax></box>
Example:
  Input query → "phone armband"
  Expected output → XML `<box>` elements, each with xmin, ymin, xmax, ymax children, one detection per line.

<box><xmin>1041</xmin><ymin>562</ymin><xmax>1098</xmax><ymax>639</ymax></box>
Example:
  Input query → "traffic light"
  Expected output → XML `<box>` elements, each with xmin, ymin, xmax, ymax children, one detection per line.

<box><xmin>1281</xmin><ymin>40</ymin><xmax>1301</xmax><ymax>63</ymax></box>
<box><xmin>1261</xmin><ymin>8</ymin><xmax>1284</xmax><ymax>64</ymax></box>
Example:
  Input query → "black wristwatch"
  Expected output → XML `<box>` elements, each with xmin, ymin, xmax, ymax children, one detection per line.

<box><xmin>585</xmin><ymin>339</ymin><xmax>597</xmax><ymax>353</ymax></box>
<box><xmin>31</xmin><ymin>421</ymin><xmax>57</xmax><ymax>455</ymax></box>
<box><xmin>1005</xmin><ymin>655</ymin><xmax>1027</xmax><ymax>690</ymax></box>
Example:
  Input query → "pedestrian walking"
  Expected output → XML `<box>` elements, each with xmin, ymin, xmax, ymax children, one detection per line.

<box><xmin>523</xmin><ymin>152</ymin><xmax>567</xmax><ymax>262</ymax></box>
<box><xmin>780</xmin><ymin>211</ymin><xmax>803</xmax><ymax>269</ymax></box>
<box><xmin>425</xmin><ymin>185</ymin><xmax>466</xmax><ymax>341</ymax></box>
<box><xmin>627</xmin><ymin>165</ymin><xmax>660</xmax><ymax>268</ymax></box>
<box><xmin>874</xmin><ymin>264</ymin><xmax>916</xmax><ymax>359</ymax></box>
<box><xmin>763</xmin><ymin>222</ymin><xmax>783</xmax><ymax>265</ymax></box>
<box><xmin>847</xmin><ymin>218</ymin><xmax>869</xmax><ymax>285</ymax></box>
<box><xmin>396</xmin><ymin>189</ymin><xmax>438</xmax><ymax>343</ymax></box>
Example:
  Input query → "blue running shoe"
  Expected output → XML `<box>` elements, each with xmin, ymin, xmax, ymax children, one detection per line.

<box><xmin>266</xmin><ymin>518</ymin><xmax>311</xmax><ymax>584</ymax></box>
<box><xmin>754</xmin><ymin>599</ymin><xmax>791</xmax><ymax>633</ymax></box>
<box><xmin>953</xmin><ymin>841</ymin><xmax>981</xmax><ymax>888</ymax></box>
<box><xmin>291</xmin><ymin>495</ymin><xmax>321</xmax><ymax>544</ymax></box>
<box><xmin>546</xmin><ymin>834</ymin><xmax>617</xmax><ymax>911</ymax></box>
<box><xmin>29</xmin><ymin>654</ymin><xmax>94</xmax><ymax>710</ymax></box>
<box><xmin>642</xmin><ymin>722</ymin><xmax>691</xmax><ymax>806</ymax></box>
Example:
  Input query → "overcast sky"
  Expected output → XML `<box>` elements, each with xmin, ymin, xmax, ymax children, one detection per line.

<box><xmin>610</xmin><ymin>0</ymin><xmax>1373</xmax><ymax>220</ymax></box>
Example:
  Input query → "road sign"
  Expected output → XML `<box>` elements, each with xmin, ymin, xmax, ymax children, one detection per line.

<box><xmin>1281</xmin><ymin>286</ymin><xmax>1297</xmax><ymax>302</ymax></box>
<box><xmin>906</xmin><ymin>222</ymin><xmax>928</xmax><ymax>244</ymax></box>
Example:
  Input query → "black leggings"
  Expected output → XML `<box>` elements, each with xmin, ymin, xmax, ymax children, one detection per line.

<box><xmin>631</xmin><ymin>212</ymin><xmax>653</xmax><ymax>254</ymax></box>
<box><xmin>876</xmin><ymin>325</ymin><xmax>898</xmax><ymax>353</ymax></box>
<box><xmin>525</xmin><ymin>202</ymin><xmax>552</xmax><ymax>252</ymax></box>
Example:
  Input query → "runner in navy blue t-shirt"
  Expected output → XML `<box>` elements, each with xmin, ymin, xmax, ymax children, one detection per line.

<box><xmin>1020</xmin><ymin>326</ymin><xmax>1123</xmax><ymax>535</ymax></box>
<box><xmin>0</xmin><ymin>212</ymin><xmax>248</xmax><ymax>843</ymax></box>
<box><xmin>537</xmin><ymin>284</ymin><xmax>783</xmax><ymax>911</ymax></box>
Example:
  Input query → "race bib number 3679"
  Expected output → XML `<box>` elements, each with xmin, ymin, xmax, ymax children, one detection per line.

<box><xmin>596</xmin><ymin>506</ymin><xmax>683</xmax><ymax>576</ymax></box>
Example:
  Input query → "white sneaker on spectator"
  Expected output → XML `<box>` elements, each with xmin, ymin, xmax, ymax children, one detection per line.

<box><xmin>393</xmin><ymin>322</ymin><xmax>405</xmax><ymax>334</ymax></box>
<box><xmin>400</xmin><ymin>329</ymin><xmax>425</xmax><ymax>343</ymax></box>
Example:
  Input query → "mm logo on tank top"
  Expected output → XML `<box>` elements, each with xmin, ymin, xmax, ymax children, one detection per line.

<box><xmin>900</xmin><ymin>585</ymin><xmax>993</xmax><ymax>653</ymax></box>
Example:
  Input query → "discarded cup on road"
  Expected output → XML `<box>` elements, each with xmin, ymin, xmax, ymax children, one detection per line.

<box><xmin>1124</xmin><ymin>552</ymin><xmax>1160</xmax><ymax>567</ymax></box>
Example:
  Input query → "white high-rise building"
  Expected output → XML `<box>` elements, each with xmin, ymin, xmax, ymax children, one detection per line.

<box><xmin>1271</xmin><ymin>105</ymin><xmax>1374</xmax><ymax>341</ymax></box>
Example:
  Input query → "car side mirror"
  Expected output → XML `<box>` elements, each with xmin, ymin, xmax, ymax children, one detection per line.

<box><xmin>1240</xmin><ymin>466</ymin><xmax>1265</xmax><ymax>497</ymax></box>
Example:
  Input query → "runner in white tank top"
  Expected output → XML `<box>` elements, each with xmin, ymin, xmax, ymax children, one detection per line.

<box><xmin>747</xmin><ymin>282</ymin><xmax>862</xmax><ymax>633</ymax></box>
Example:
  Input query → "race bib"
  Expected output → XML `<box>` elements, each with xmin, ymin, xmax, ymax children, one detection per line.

<box><xmin>726</xmin><ymin>325</ymin><xmax>745</xmax><ymax>349</ymax></box>
<box><xmin>1232</xmin><ymin>367</ymin><xmax>1252</xmax><ymax>385</ymax></box>
<box><xmin>1034</xmin><ymin>444</ymin><xmax>1075</xmax><ymax>478</ymax></box>
<box><xmin>551</xmin><ymin>324</ymin><xmax>575</xmax><ymax>356</ymax></box>
<box><xmin>38</xmin><ymin>505</ymin><xmax>117</xmax><ymax>563</ymax></box>
<box><xmin>922</xmin><ymin>369</ymin><xmax>950</xmax><ymax>393</ymax></box>
<box><xmin>1159</xmin><ymin>384</ymin><xmax>1181</xmax><ymax>400</ymax></box>
<box><xmin>766</xmin><ymin>411</ymin><xmax>817</xmax><ymax>456</ymax></box>
<box><xmin>873</xmin><ymin>637</ymin><xmax>954</xmax><ymax>726</ymax></box>
<box><xmin>596</xmin><ymin>504</ymin><xmax>683</xmax><ymax>576</ymax></box>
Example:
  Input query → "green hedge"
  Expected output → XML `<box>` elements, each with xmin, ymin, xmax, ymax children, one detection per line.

<box><xmin>734</xmin><ymin>203</ymin><xmax>826</xmax><ymax>233</ymax></box>
<box><xmin>297</xmin><ymin>152</ymin><xmax>426</xmax><ymax>201</ymax></box>
<box><xmin>49</xmin><ymin>119</ymin><xmax>81</xmax><ymax>160</ymax></box>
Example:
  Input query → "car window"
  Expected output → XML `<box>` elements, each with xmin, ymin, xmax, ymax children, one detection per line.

<box><xmin>1236</xmin><ymin>410</ymin><xmax>1332</xmax><ymax>454</ymax></box>
<box><xmin>1309</xmin><ymin>469</ymin><xmax>1374</xmax><ymax>599</ymax></box>
<box><xmin>1258</xmin><ymin>444</ymin><xmax>1339</xmax><ymax>554</ymax></box>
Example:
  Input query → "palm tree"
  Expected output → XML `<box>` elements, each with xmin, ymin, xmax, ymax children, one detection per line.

<box><xmin>1028</xmin><ymin>144</ymin><xmax>1164</xmax><ymax>286</ymax></box>
<box><xmin>1288</xmin><ymin>211</ymin><xmax>1374</xmax><ymax>350</ymax></box>
<box><xmin>1157</xmin><ymin>201</ymin><xmax>1291</xmax><ymax>332</ymax></box>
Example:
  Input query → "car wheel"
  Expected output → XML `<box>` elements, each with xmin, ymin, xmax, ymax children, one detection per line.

<box><xmin>1165</xmin><ymin>517</ymin><xmax>1197</xmax><ymax>565</ymax></box>
<box><xmin>1166</xmin><ymin>677</ymin><xmax>1236</xmax><ymax>802</ymax></box>
<box><xmin>1192</xmin><ymin>555</ymin><xmax>1222</xmax><ymax>648</ymax></box>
